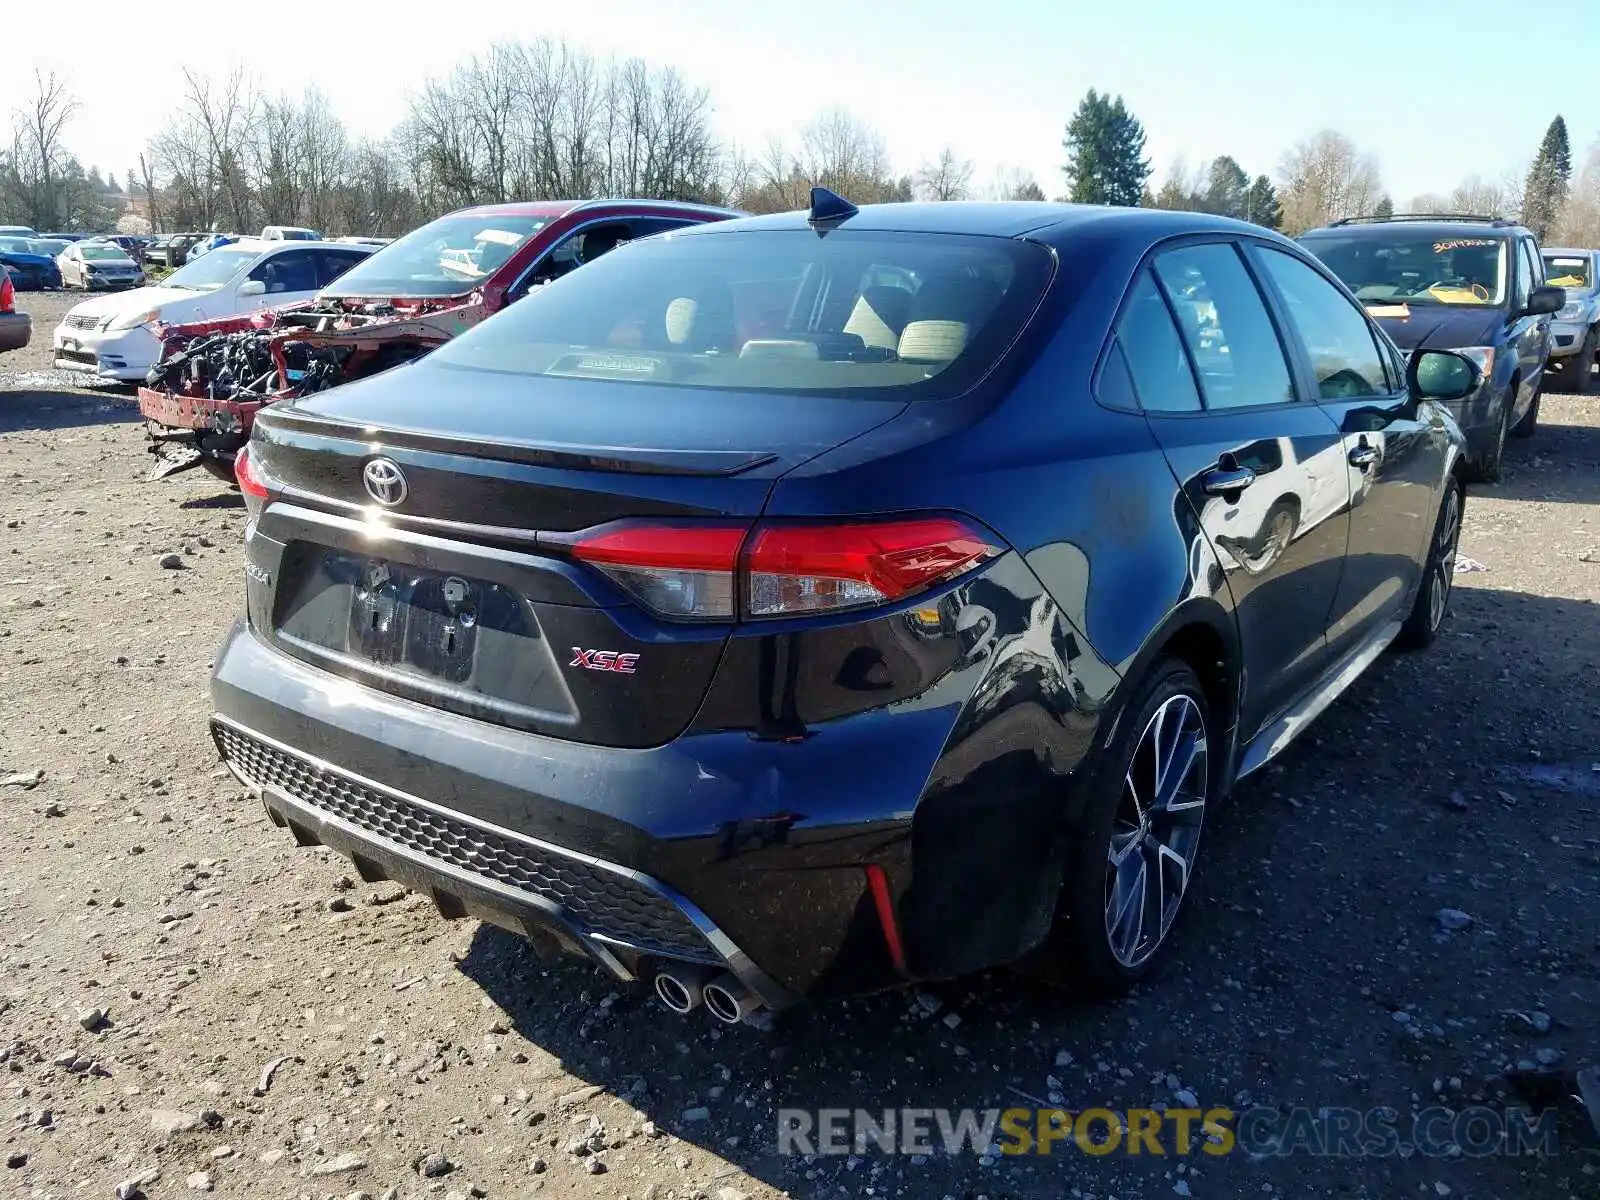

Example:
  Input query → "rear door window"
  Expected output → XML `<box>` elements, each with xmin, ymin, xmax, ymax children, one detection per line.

<box><xmin>1113</xmin><ymin>271</ymin><xmax>1202</xmax><ymax>413</ymax></box>
<box><xmin>1152</xmin><ymin>242</ymin><xmax>1297</xmax><ymax>410</ymax></box>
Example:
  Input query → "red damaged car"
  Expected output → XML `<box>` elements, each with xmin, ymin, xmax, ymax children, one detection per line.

<box><xmin>137</xmin><ymin>199</ymin><xmax>740</xmax><ymax>480</ymax></box>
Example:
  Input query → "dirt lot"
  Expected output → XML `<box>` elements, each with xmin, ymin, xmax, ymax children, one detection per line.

<box><xmin>2</xmin><ymin>289</ymin><xmax>1598</xmax><ymax>1200</ymax></box>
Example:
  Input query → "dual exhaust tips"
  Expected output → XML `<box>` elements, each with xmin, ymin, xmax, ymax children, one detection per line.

<box><xmin>653</xmin><ymin>964</ymin><xmax>764</xmax><ymax>1024</ymax></box>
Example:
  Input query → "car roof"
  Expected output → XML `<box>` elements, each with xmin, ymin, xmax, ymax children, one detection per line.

<box><xmin>1540</xmin><ymin>246</ymin><xmax>1593</xmax><ymax>257</ymax></box>
<box><xmin>442</xmin><ymin>199</ymin><xmax>743</xmax><ymax>222</ymax></box>
<box><xmin>670</xmin><ymin>200</ymin><xmax>1276</xmax><ymax>241</ymax></box>
<box><xmin>1301</xmin><ymin>218</ymin><xmax>1524</xmax><ymax>239</ymax></box>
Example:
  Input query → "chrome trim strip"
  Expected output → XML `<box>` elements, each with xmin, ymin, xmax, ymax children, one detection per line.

<box><xmin>212</xmin><ymin>714</ymin><xmax>794</xmax><ymax>1009</ymax></box>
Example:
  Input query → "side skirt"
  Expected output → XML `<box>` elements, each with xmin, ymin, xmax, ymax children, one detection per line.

<box><xmin>1235</xmin><ymin>619</ymin><xmax>1401</xmax><ymax>780</ymax></box>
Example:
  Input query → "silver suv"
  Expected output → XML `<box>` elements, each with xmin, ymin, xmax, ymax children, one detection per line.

<box><xmin>1543</xmin><ymin>247</ymin><xmax>1600</xmax><ymax>393</ymax></box>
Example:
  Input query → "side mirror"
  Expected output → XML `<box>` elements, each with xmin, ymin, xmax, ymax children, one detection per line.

<box><xmin>1407</xmin><ymin>349</ymin><xmax>1480</xmax><ymax>401</ymax></box>
<box><xmin>237</xmin><ymin>279</ymin><xmax>266</xmax><ymax>298</ymax></box>
<box><xmin>1526</xmin><ymin>285</ymin><xmax>1565</xmax><ymax>316</ymax></box>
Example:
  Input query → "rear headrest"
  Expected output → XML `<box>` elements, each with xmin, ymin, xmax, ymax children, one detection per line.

<box><xmin>844</xmin><ymin>286</ymin><xmax>913</xmax><ymax>350</ymax></box>
<box><xmin>665</xmin><ymin>282</ymin><xmax>737</xmax><ymax>350</ymax></box>
<box><xmin>898</xmin><ymin>320</ymin><xmax>969</xmax><ymax>362</ymax></box>
<box><xmin>910</xmin><ymin>274</ymin><xmax>1003</xmax><ymax>327</ymax></box>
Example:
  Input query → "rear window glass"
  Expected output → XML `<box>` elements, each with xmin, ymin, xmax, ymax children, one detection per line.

<box><xmin>428</xmin><ymin>229</ymin><xmax>1054</xmax><ymax>398</ymax></box>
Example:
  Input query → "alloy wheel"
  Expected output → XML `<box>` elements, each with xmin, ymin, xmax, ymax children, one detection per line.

<box><xmin>1104</xmin><ymin>693</ymin><xmax>1208</xmax><ymax>969</ymax></box>
<box><xmin>1428</xmin><ymin>486</ymin><xmax>1462</xmax><ymax>632</ymax></box>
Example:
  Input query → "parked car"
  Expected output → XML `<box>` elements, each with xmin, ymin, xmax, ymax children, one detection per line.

<box><xmin>28</xmin><ymin>238</ymin><xmax>72</xmax><ymax>259</ymax></box>
<box><xmin>210</xmin><ymin>193</ymin><xmax>1477</xmax><ymax>1016</ymax></box>
<box><xmin>0</xmin><ymin>224</ymin><xmax>39</xmax><ymax>239</ymax></box>
<box><xmin>54</xmin><ymin>238</ymin><xmax>374</xmax><ymax>383</ymax></box>
<box><xmin>142</xmin><ymin>235</ymin><xmax>175</xmax><ymax>265</ymax></box>
<box><xmin>1540</xmin><ymin>246</ymin><xmax>1600</xmax><ymax>393</ymax></box>
<box><xmin>0</xmin><ymin>235</ymin><xmax>62</xmax><ymax>289</ymax></box>
<box><xmin>139</xmin><ymin>198</ymin><xmax>738</xmax><ymax>481</ymax></box>
<box><xmin>1298</xmin><ymin>214</ymin><xmax>1561</xmax><ymax>481</ymax></box>
<box><xmin>89</xmin><ymin>234</ymin><xmax>145</xmax><ymax>257</ymax></box>
<box><xmin>0</xmin><ymin>271</ymin><xmax>29</xmax><ymax>353</ymax></box>
<box><xmin>261</xmin><ymin>225</ymin><xmax>321</xmax><ymax>241</ymax></box>
<box><xmin>57</xmin><ymin>241</ymin><xmax>144</xmax><ymax>290</ymax></box>
<box><xmin>187</xmin><ymin>232</ymin><xmax>240</xmax><ymax>260</ymax></box>
<box><xmin>41</xmin><ymin>231</ymin><xmax>91</xmax><ymax>243</ymax></box>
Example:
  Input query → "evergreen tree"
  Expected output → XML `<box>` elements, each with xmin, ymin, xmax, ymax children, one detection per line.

<box><xmin>1522</xmin><ymin>116</ymin><xmax>1573</xmax><ymax>239</ymax></box>
<box><xmin>1373</xmin><ymin>195</ymin><xmax>1395</xmax><ymax>218</ymax></box>
<box><xmin>1202</xmin><ymin>156</ymin><xmax>1249</xmax><ymax>218</ymax></box>
<box><xmin>1062</xmin><ymin>89</ymin><xmax>1151</xmax><ymax>207</ymax></box>
<box><xmin>1242</xmin><ymin>175</ymin><xmax>1283</xmax><ymax>229</ymax></box>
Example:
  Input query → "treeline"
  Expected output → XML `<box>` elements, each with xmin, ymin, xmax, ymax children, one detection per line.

<box><xmin>8</xmin><ymin>53</ymin><xmax>1600</xmax><ymax>247</ymax></box>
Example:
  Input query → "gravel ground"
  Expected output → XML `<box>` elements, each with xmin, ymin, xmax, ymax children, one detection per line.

<box><xmin>2</xmin><ymin>290</ymin><xmax>1598</xmax><ymax>1200</ymax></box>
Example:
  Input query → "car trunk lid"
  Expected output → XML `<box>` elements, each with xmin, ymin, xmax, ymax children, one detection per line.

<box><xmin>245</xmin><ymin>361</ymin><xmax>907</xmax><ymax>747</ymax></box>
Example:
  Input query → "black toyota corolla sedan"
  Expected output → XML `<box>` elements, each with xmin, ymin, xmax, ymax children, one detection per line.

<box><xmin>213</xmin><ymin>191</ymin><xmax>1477</xmax><ymax>1021</ymax></box>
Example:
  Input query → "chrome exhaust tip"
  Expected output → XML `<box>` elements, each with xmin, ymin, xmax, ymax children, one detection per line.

<box><xmin>653</xmin><ymin>965</ymin><xmax>713</xmax><ymax>1014</ymax></box>
<box><xmin>702</xmin><ymin>972</ymin><xmax>764</xmax><ymax>1024</ymax></box>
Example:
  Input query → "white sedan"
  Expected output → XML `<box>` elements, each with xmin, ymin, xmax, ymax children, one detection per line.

<box><xmin>57</xmin><ymin>241</ymin><xmax>144</xmax><ymax>290</ymax></box>
<box><xmin>52</xmin><ymin>238</ymin><xmax>374</xmax><ymax>382</ymax></box>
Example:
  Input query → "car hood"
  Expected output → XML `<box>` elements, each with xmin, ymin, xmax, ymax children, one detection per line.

<box><xmin>1369</xmin><ymin>305</ymin><xmax>1503</xmax><ymax>352</ymax></box>
<box><xmin>0</xmin><ymin>251</ymin><xmax>53</xmax><ymax>268</ymax></box>
<box><xmin>65</xmin><ymin>286</ymin><xmax>201</xmax><ymax>321</ymax></box>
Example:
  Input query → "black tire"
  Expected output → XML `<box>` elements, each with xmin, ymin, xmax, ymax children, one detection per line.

<box><xmin>1510</xmin><ymin>389</ymin><xmax>1540</xmax><ymax>439</ymax></box>
<box><xmin>1579</xmin><ymin>329</ymin><xmax>1600</xmax><ymax>395</ymax></box>
<box><xmin>1397</xmin><ymin>477</ymin><xmax>1464</xmax><ymax>651</ymax></box>
<box><xmin>1030</xmin><ymin>658</ymin><xmax>1213</xmax><ymax>996</ymax></box>
<box><xmin>1467</xmin><ymin>384</ymin><xmax>1513</xmax><ymax>483</ymax></box>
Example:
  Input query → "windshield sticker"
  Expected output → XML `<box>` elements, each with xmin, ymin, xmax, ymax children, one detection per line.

<box><xmin>1366</xmin><ymin>304</ymin><xmax>1411</xmax><ymax>318</ymax></box>
<box><xmin>1550</xmin><ymin>257</ymin><xmax>1584</xmax><ymax>267</ymax></box>
<box><xmin>475</xmin><ymin>228</ymin><xmax>523</xmax><ymax>246</ymax></box>
<box><xmin>1433</xmin><ymin>238</ymin><xmax>1497</xmax><ymax>253</ymax></box>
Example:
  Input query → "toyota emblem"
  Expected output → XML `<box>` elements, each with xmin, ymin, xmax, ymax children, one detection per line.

<box><xmin>362</xmin><ymin>457</ymin><xmax>408</xmax><ymax>507</ymax></box>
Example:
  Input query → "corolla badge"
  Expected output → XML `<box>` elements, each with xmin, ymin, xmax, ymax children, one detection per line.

<box><xmin>362</xmin><ymin>457</ymin><xmax>407</xmax><ymax>506</ymax></box>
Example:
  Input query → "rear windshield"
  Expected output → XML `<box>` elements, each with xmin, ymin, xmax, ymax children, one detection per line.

<box><xmin>323</xmin><ymin>213</ymin><xmax>548</xmax><ymax>297</ymax></box>
<box><xmin>427</xmin><ymin>229</ymin><xmax>1054</xmax><ymax>398</ymax></box>
<box><xmin>1299</xmin><ymin>231</ymin><xmax>1509</xmax><ymax>307</ymax></box>
<box><xmin>1543</xmin><ymin>254</ymin><xmax>1591</xmax><ymax>289</ymax></box>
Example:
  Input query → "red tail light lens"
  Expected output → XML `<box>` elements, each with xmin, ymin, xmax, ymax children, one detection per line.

<box><xmin>570</xmin><ymin>522</ymin><xmax>746</xmax><ymax>620</ymax></box>
<box><xmin>567</xmin><ymin>515</ymin><xmax>1002</xmax><ymax>621</ymax></box>
<box><xmin>745</xmin><ymin>517</ymin><xmax>1002</xmax><ymax>616</ymax></box>
<box><xmin>235</xmin><ymin>442</ymin><xmax>270</xmax><ymax>521</ymax></box>
<box><xmin>0</xmin><ymin>271</ymin><xmax>13</xmax><ymax>314</ymax></box>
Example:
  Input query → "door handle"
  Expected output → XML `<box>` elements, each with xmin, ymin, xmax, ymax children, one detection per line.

<box><xmin>1202</xmin><ymin>455</ymin><xmax>1256</xmax><ymax>497</ymax></box>
<box><xmin>1348</xmin><ymin>440</ymin><xmax>1380</xmax><ymax>471</ymax></box>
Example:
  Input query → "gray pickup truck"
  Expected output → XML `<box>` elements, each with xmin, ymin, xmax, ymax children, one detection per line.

<box><xmin>1542</xmin><ymin>246</ymin><xmax>1600</xmax><ymax>393</ymax></box>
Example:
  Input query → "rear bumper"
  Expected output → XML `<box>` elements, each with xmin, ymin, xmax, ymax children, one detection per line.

<box><xmin>216</xmin><ymin>714</ymin><xmax>789</xmax><ymax>1006</ymax></box>
<box><xmin>208</xmin><ymin>619</ymin><xmax>944</xmax><ymax>1004</ymax></box>
<box><xmin>0</xmin><ymin>312</ymin><xmax>30</xmax><ymax>352</ymax></box>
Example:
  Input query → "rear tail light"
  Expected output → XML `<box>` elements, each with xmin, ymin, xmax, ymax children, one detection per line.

<box><xmin>567</xmin><ymin>515</ymin><xmax>1003</xmax><ymax>621</ymax></box>
<box><xmin>0</xmin><ymin>271</ymin><xmax>13</xmax><ymax>314</ymax></box>
<box><xmin>570</xmin><ymin>522</ymin><xmax>745</xmax><ymax>620</ymax></box>
<box><xmin>235</xmin><ymin>442</ymin><xmax>271</xmax><ymax>521</ymax></box>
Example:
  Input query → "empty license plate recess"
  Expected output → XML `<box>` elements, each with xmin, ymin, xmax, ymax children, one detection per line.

<box><xmin>273</xmin><ymin>547</ymin><xmax>575</xmax><ymax>720</ymax></box>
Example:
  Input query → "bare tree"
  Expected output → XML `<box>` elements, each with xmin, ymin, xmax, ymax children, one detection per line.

<box><xmin>914</xmin><ymin>147</ymin><xmax>973</xmax><ymax>201</ymax></box>
<box><xmin>987</xmin><ymin>166</ymin><xmax>1045</xmax><ymax>201</ymax></box>
<box><xmin>3</xmin><ymin>71</ymin><xmax>80</xmax><ymax>228</ymax></box>
<box><xmin>1449</xmin><ymin>174</ymin><xmax>1508</xmax><ymax>216</ymax></box>
<box><xmin>1277</xmin><ymin>130</ymin><xmax>1384</xmax><ymax>233</ymax></box>
<box><xmin>1551</xmin><ymin>140</ymin><xmax>1600</xmax><ymax>246</ymax></box>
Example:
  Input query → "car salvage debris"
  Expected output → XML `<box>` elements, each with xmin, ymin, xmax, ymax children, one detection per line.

<box><xmin>2</xmin><ymin>769</ymin><xmax>43</xmax><ymax>789</ymax></box>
